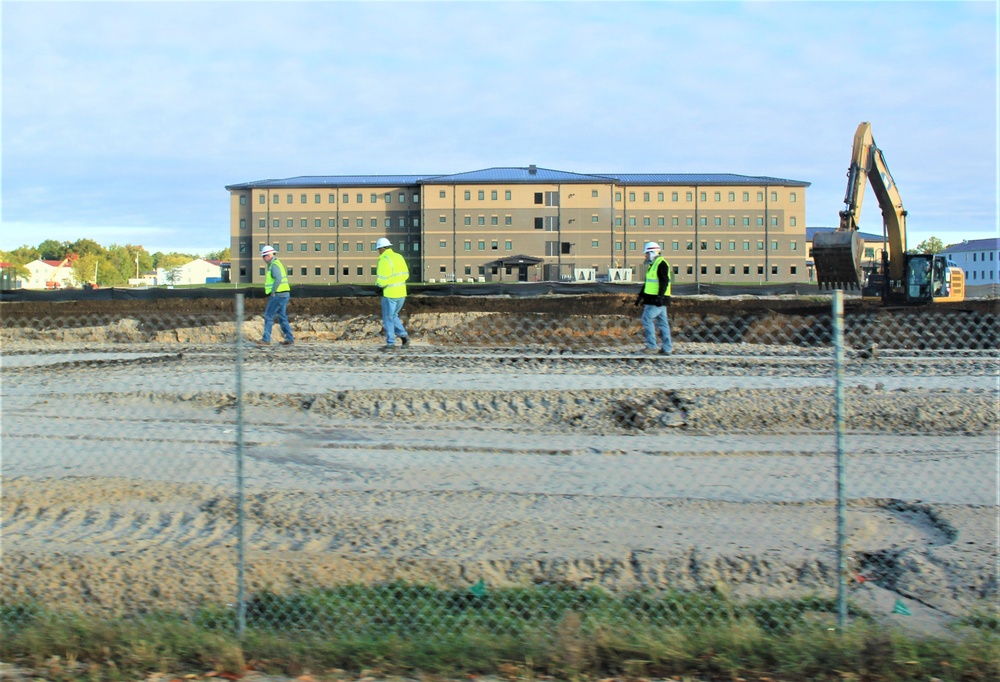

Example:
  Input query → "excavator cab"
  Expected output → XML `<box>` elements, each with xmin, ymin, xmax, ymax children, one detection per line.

<box><xmin>905</xmin><ymin>254</ymin><xmax>934</xmax><ymax>303</ymax></box>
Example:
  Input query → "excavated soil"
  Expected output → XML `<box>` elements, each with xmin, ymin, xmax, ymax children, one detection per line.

<box><xmin>1</xmin><ymin>293</ymin><xmax>997</xmax><ymax>635</ymax></box>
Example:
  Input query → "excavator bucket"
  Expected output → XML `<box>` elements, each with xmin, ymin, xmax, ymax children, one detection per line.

<box><xmin>812</xmin><ymin>230</ymin><xmax>864</xmax><ymax>290</ymax></box>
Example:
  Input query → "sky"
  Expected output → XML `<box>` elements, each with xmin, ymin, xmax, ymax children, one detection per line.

<box><xmin>2</xmin><ymin>0</ymin><xmax>997</xmax><ymax>256</ymax></box>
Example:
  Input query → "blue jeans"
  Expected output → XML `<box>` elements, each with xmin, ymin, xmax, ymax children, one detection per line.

<box><xmin>641</xmin><ymin>304</ymin><xmax>672</xmax><ymax>352</ymax></box>
<box><xmin>381</xmin><ymin>296</ymin><xmax>408</xmax><ymax>346</ymax></box>
<box><xmin>263</xmin><ymin>294</ymin><xmax>293</xmax><ymax>343</ymax></box>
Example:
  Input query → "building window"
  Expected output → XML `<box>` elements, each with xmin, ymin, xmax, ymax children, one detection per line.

<box><xmin>440</xmin><ymin>240</ymin><xmax>447</xmax><ymax>248</ymax></box>
<box><xmin>744</xmin><ymin>265</ymin><xmax>750</xmax><ymax>275</ymax></box>
<box><xmin>478</xmin><ymin>240</ymin><xmax>485</xmax><ymax>250</ymax></box>
<box><xmin>615</xmin><ymin>241</ymin><xmax>622</xmax><ymax>251</ymax></box>
<box><xmin>757</xmin><ymin>217</ymin><xmax>765</xmax><ymax>226</ymax></box>
<box><xmin>686</xmin><ymin>266</ymin><xmax>694</xmax><ymax>275</ymax></box>
<box><xmin>592</xmin><ymin>190</ymin><xmax>599</xmax><ymax>198</ymax></box>
<box><xmin>357</xmin><ymin>267</ymin><xmax>363</xmax><ymax>275</ymax></box>
<box><xmin>464</xmin><ymin>241</ymin><xmax>471</xmax><ymax>251</ymax></box>
<box><xmin>356</xmin><ymin>242</ymin><xmax>363</xmax><ymax>251</ymax></box>
<box><xmin>686</xmin><ymin>241</ymin><xmax>694</xmax><ymax>251</ymax></box>
<box><xmin>478</xmin><ymin>216</ymin><xmax>485</xmax><ymax>226</ymax></box>
<box><xmin>491</xmin><ymin>216</ymin><xmax>499</xmax><ymax>226</ymax></box>
<box><xmin>714</xmin><ymin>241</ymin><xmax>722</xmax><ymax>250</ymax></box>
<box><xmin>328</xmin><ymin>219</ymin><xmax>336</xmax><ymax>228</ymax></box>
<box><xmin>439</xmin><ymin>190</ymin><xmax>447</xmax><ymax>198</ymax></box>
<box><xmin>592</xmin><ymin>215</ymin><xmax>599</xmax><ymax>223</ymax></box>
<box><xmin>342</xmin><ymin>242</ymin><xmax>349</xmax><ymax>251</ymax></box>
<box><xmin>658</xmin><ymin>217</ymin><xmax>665</xmax><ymax>226</ymax></box>
<box><xmin>686</xmin><ymin>217</ymin><xmax>694</xmax><ymax>226</ymax></box>
<box><xmin>490</xmin><ymin>190</ymin><xmax>497</xmax><ymax>200</ymax></box>
<box><xmin>239</xmin><ymin>218</ymin><xmax>246</xmax><ymax>229</ymax></box>
<box><xmin>439</xmin><ymin>215</ymin><xmax>447</xmax><ymax>223</ymax></box>
<box><xmin>700</xmin><ymin>241</ymin><xmax>708</xmax><ymax>251</ymax></box>
<box><xmin>729</xmin><ymin>265</ymin><xmax>736</xmax><ymax>274</ymax></box>
<box><xmin>259</xmin><ymin>195</ymin><xmax>265</xmax><ymax>204</ymax></box>
<box><xmin>672</xmin><ymin>241</ymin><xmax>679</xmax><ymax>251</ymax></box>
<box><xmin>672</xmin><ymin>217</ymin><xmax>679</xmax><ymax>226</ymax></box>
<box><xmin>535</xmin><ymin>217</ymin><xmax>543</xmax><ymax>229</ymax></box>
<box><xmin>615</xmin><ymin>192</ymin><xmax>622</xmax><ymax>201</ymax></box>
<box><xmin>591</xmin><ymin>240</ymin><xmax>599</xmax><ymax>248</ymax></box>
<box><xmin>505</xmin><ymin>241</ymin><xmax>512</xmax><ymax>250</ymax></box>
<box><xmin>729</xmin><ymin>240</ymin><xmax>736</xmax><ymax>251</ymax></box>
<box><xmin>743</xmin><ymin>192</ymin><xmax>749</xmax><ymax>201</ymax></box>
<box><xmin>342</xmin><ymin>218</ymin><xmax>349</xmax><ymax>228</ymax></box>
<box><xmin>629</xmin><ymin>192</ymin><xmax>636</xmax><ymax>201</ymax></box>
<box><xmin>699</xmin><ymin>192</ymin><xmax>707</xmax><ymax>202</ymax></box>
<box><xmin>616</xmin><ymin>218</ymin><xmax>622</xmax><ymax>226</ymax></box>
<box><xmin>758</xmin><ymin>265</ymin><xmax>765</xmax><ymax>275</ymax></box>
<box><xmin>505</xmin><ymin>190</ymin><xmax>512</xmax><ymax>200</ymax></box>
<box><xmin>757</xmin><ymin>241</ymin><xmax>765</xmax><ymax>250</ymax></box>
<box><xmin>772</xmin><ymin>265</ymin><xmax>778</xmax><ymax>275</ymax></box>
<box><xmin>790</xmin><ymin>192</ymin><xmax>797</xmax><ymax>203</ymax></box>
<box><xmin>771</xmin><ymin>191</ymin><xmax>778</xmax><ymax>202</ymax></box>
<box><xmin>672</xmin><ymin>192</ymin><xmax>679</xmax><ymax>201</ymax></box>
<box><xmin>491</xmin><ymin>240</ymin><xmax>498</xmax><ymax>250</ymax></box>
<box><xmin>643</xmin><ymin>192</ymin><xmax>650</xmax><ymax>202</ymax></box>
<box><xmin>505</xmin><ymin>216</ymin><xmax>512</xmax><ymax>225</ymax></box>
<box><xmin>464</xmin><ymin>216</ymin><xmax>472</xmax><ymax>226</ymax></box>
<box><xmin>629</xmin><ymin>241</ymin><xmax>636</xmax><ymax>251</ymax></box>
<box><xmin>790</xmin><ymin>217</ymin><xmax>797</xmax><ymax>227</ymax></box>
<box><xmin>790</xmin><ymin>266</ymin><xmax>797</xmax><ymax>275</ymax></box>
<box><xmin>714</xmin><ymin>266</ymin><xmax>721</xmax><ymax>275</ymax></box>
<box><xmin>700</xmin><ymin>217</ymin><xmax>707</xmax><ymax>226</ymax></box>
<box><xmin>643</xmin><ymin>217</ymin><xmax>650</xmax><ymax>226</ymax></box>
<box><xmin>534</xmin><ymin>192</ymin><xmax>543</xmax><ymax>204</ymax></box>
<box><xmin>259</xmin><ymin>219</ymin><xmax>265</xmax><ymax>228</ymax></box>
<box><xmin>657</xmin><ymin>191</ymin><xmax>664</xmax><ymax>201</ymax></box>
<box><xmin>356</xmin><ymin>218</ymin><xmax>363</xmax><ymax>227</ymax></box>
<box><xmin>771</xmin><ymin>241</ymin><xmax>779</xmax><ymax>251</ymax></box>
<box><xmin>743</xmin><ymin>241</ymin><xmax>750</xmax><ymax>251</ymax></box>
<box><xmin>743</xmin><ymin>217</ymin><xmax>750</xmax><ymax>226</ymax></box>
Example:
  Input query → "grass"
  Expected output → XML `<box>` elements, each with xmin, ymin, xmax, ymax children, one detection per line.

<box><xmin>2</xmin><ymin>583</ymin><xmax>997</xmax><ymax>681</ymax></box>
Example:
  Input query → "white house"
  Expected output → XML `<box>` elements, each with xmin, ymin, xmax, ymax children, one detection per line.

<box><xmin>940</xmin><ymin>238</ymin><xmax>1000</xmax><ymax>285</ymax></box>
<box><xmin>20</xmin><ymin>258</ymin><xmax>77</xmax><ymax>290</ymax></box>
<box><xmin>157</xmin><ymin>259</ymin><xmax>224</xmax><ymax>286</ymax></box>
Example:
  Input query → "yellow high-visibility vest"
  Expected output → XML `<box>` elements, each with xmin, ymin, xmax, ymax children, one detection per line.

<box><xmin>377</xmin><ymin>248</ymin><xmax>408</xmax><ymax>298</ymax></box>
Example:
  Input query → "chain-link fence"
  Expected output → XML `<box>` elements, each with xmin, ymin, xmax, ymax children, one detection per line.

<box><xmin>2</xmin><ymin>293</ymin><xmax>997</xmax><ymax>642</ymax></box>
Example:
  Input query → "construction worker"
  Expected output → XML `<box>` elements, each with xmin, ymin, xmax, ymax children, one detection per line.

<box><xmin>633</xmin><ymin>241</ymin><xmax>672</xmax><ymax>355</ymax></box>
<box><xmin>257</xmin><ymin>245</ymin><xmax>294</xmax><ymax>347</ymax></box>
<box><xmin>375</xmin><ymin>237</ymin><xmax>410</xmax><ymax>350</ymax></box>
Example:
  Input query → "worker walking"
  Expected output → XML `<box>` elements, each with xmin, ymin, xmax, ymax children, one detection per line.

<box><xmin>257</xmin><ymin>245</ymin><xmax>294</xmax><ymax>347</ymax></box>
<box><xmin>376</xmin><ymin>237</ymin><xmax>410</xmax><ymax>350</ymax></box>
<box><xmin>633</xmin><ymin>241</ymin><xmax>672</xmax><ymax>355</ymax></box>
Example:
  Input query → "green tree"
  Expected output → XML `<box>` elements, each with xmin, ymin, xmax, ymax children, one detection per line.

<box><xmin>37</xmin><ymin>239</ymin><xmax>71</xmax><ymax>260</ymax></box>
<box><xmin>66</xmin><ymin>238</ymin><xmax>105</xmax><ymax>258</ymax></box>
<box><xmin>204</xmin><ymin>247</ymin><xmax>231</xmax><ymax>262</ymax></box>
<box><xmin>910</xmin><ymin>237</ymin><xmax>944</xmax><ymax>254</ymax></box>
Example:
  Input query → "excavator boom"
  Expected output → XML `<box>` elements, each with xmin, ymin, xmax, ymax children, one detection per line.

<box><xmin>813</xmin><ymin>121</ymin><xmax>908</xmax><ymax>290</ymax></box>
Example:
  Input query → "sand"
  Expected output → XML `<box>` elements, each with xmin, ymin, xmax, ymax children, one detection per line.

<box><xmin>1</xmin><ymin>313</ymin><xmax>998</xmax><ymax>636</ymax></box>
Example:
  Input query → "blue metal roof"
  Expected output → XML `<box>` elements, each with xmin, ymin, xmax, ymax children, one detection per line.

<box><xmin>806</xmin><ymin>227</ymin><xmax>886</xmax><ymax>242</ymax></box>
<box><xmin>940</xmin><ymin>238</ymin><xmax>1000</xmax><ymax>253</ymax></box>
<box><xmin>420</xmin><ymin>167</ymin><xmax>615</xmax><ymax>184</ymax></box>
<box><xmin>227</xmin><ymin>167</ymin><xmax>810</xmax><ymax>190</ymax></box>
<box><xmin>606</xmin><ymin>173</ymin><xmax>809</xmax><ymax>187</ymax></box>
<box><xmin>226</xmin><ymin>175</ymin><xmax>428</xmax><ymax>190</ymax></box>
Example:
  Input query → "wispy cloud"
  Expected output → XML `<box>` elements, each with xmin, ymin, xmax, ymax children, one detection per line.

<box><xmin>2</xmin><ymin>1</ymin><xmax>996</xmax><ymax>253</ymax></box>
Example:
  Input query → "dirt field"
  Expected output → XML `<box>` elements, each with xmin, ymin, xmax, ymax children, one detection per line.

<box><xmin>1</xmin><ymin>293</ymin><xmax>997</xmax><ymax>637</ymax></box>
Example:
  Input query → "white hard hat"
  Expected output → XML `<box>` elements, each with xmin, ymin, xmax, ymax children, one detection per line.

<box><xmin>643</xmin><ymin>241</ymin><xmax>661</xmax><ymax>254</ymax></box>
<box><xmin>261</xmin><ymin>245</ymin><xmax>276</xmax><ymax>257</ymax></box>
<box><xmin>376</xmin><ymin>237</ymin><xmax>392</xmax><ymax>249</ymax></box>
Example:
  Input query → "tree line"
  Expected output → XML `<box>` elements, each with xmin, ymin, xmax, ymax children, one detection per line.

<box><xmin>0</xmin><ymin>239</ymin><xmax>230</xmax><ymax>287</ymax></box>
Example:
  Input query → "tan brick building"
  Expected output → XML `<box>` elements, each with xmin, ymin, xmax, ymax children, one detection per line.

<box><xmin>227</xmin><ymin>166</ymin><xmax>810</xmax><ymax>286</ymax></box>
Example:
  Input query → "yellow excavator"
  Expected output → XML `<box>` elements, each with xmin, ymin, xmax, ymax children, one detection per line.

<box><xmin>812</xmin><ymin>122</ymin><xmax>964</xmax><ymax>304</ymax></box>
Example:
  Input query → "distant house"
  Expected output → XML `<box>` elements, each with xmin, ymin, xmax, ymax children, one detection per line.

<box><xmin>940</xmin><ymin>238</ymin><xmax>1000</xmax><ymax>285</ymax></box>
<box><xmin>0</xmin><ymin>262</ymin><xmax>16</xmax><ymax>290</ymax></box>
<box><xmin>157</xmin><ymin>258</ymin><xmax>224</xmax><ymax>286</ymax></box>
<box><xmin>20</xmin><ymin>258</ymin><xmax>77</xmax><ymax>290</ymax></box>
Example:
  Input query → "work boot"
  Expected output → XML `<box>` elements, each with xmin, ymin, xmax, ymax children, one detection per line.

<box><xmin>400</xmin><ymin>335</ymin><xmax>410</xmax><ymax>347</ymax></box>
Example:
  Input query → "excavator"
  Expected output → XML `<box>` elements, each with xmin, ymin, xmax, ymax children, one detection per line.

<box><xmin>812</xmin><ymin>121</ymin><xmax>964</xmax><ymax>304</ymax></box>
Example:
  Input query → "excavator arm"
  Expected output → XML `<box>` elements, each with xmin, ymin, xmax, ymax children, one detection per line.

<box><xmin>813</xmin><ymin>122</ymin><xmax>907</xmax><ymax>289</ymax></box>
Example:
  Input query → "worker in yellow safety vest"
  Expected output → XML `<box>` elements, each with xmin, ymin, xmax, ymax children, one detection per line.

<box><xmin>256</xmin><ymin>245</ymin><xmax>294</xmax><ymax>347</ymax></box>
<box><xmin>375</xmin><ymin>237</ymin><xmax>410</xmax><ymax>350</ymax></box>
<box><xmin>633</xmin><ymin>241</ymin><xmax>672</xmax><ymax>356</ymax></box>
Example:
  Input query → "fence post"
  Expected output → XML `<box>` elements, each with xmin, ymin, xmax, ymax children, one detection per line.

<box><xmin>832</xmin><ymin>290</ymin><xmax>847</xmax><ymax>630</ymax></box>
<box><xmin>235</xmin><ymin>294</ymin><xmax>247</xmax><ymax>636</ymax></box>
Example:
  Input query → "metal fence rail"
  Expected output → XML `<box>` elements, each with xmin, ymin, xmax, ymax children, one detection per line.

<box><xmin>1</xmin><ymin>295</ymin><xmax>996</xmax><ymax>639</ymax></box>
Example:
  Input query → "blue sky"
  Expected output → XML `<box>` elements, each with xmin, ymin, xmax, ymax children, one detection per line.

<box><xmin>2</xmin><ymin>1</ymin><xmax>997</xmax><ymax>255</ymax></box>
